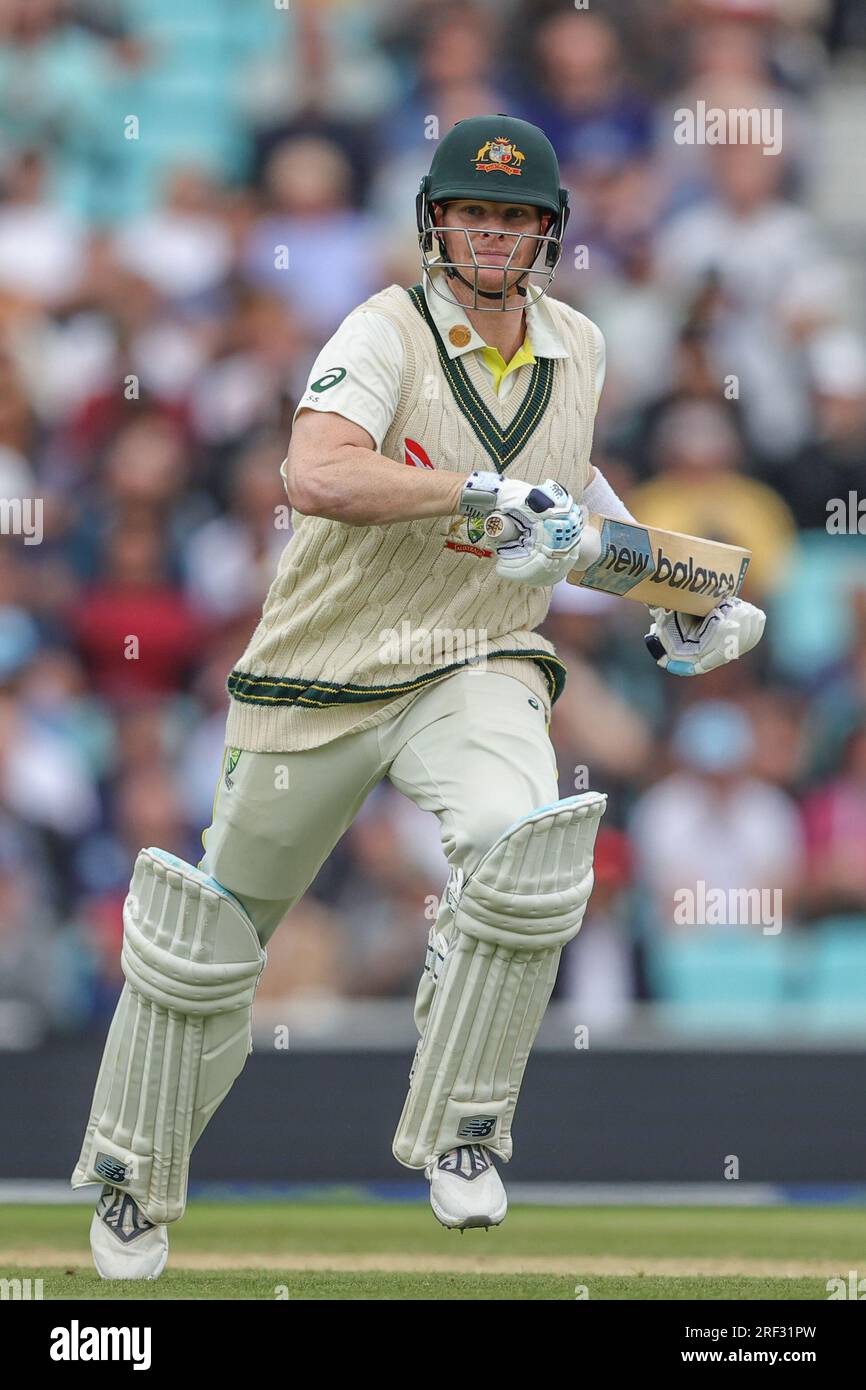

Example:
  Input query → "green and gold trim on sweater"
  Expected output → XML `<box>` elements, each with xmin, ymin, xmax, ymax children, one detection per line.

<box><xmin>227</xmin><ymin>649</ymin><xmax>566</xmax><ymax>711</ymax></box>
<box><xmin>406</xmin><ymin>284</ymin><xmax>555</xmax><ymax>474</ymax></box>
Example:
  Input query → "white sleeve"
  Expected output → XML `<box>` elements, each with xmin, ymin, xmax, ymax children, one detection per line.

<box><xmin>293</xmin><ymin>311</ymin><xmax>405</xmax><ymax>452</ymax></box>
<box><xmin>590</xmin><ymin>319</ymin><xmax>606</xmax><ymax>405</ymax></box>
<box><xmin>580</xmin><ymin>464</ymin><xmax>636</xmax><ymax>523</ymax></box>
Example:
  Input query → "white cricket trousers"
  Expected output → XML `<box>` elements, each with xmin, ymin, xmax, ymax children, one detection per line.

<box><xmin>199</xmin><ymin>668</ymin><xmax>559</xmax><ymax>950</ymax></box>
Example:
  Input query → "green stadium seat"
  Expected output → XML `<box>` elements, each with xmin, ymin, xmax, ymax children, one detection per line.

<box><xmin>768</xmin><ymin>530</ymin><xmax>866</xmax><ymax>681</ymax></box>
<box><xmin>804</xmin><ymin>917</ymin><xmax>866</xmax><ymax>1029</ymax></box>
<box><xmin>647</xmin><ymin>929</ymin><xmax>791</xmax><ymax>1033</ymax></box>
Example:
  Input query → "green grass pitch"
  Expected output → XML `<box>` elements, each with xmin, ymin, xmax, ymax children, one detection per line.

<box><xmin>1</xmin><ymin>1202</ymin><xmax>863</xmax><ymax>1299</ymax></box>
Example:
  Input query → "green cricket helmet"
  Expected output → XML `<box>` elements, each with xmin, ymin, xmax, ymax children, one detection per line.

<box><xmin>416</xmin><ymin>114</ymin><xmax>570</xmax><ymax>311</ymax></box>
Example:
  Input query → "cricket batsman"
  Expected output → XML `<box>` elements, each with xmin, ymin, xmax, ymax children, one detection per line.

<box><xmin>70</xmin><ymin>117</ymin><xmax>765</xmax><ymax>1276</ymax></box>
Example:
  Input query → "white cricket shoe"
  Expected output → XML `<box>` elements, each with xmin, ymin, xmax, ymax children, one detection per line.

<box><xmin>90</xmin><ymin>1185</ymin><xmax>169</xmax><ymax>1279</ymax></box>
<box><xmin>426</xmin><ymin>1145</ymin><xmax>507</xmax><ymax>1229</ymax></box>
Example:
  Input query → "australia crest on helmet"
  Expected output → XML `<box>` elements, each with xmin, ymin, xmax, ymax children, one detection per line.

<box><xmin>472</xmin><ymin>136</ymin><xmax>526</xmax><ymax>176</ymax></box>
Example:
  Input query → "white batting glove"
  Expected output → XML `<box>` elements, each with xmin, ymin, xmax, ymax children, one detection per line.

<box><xmin>644</xmin><ymin>597</ymin><xmax>766</xmax><ymax>676</ymax></box>
<box><xmin>488</xmin><ymin>478</ymin><xmax>586</xmax><ymax>588</ymax></box>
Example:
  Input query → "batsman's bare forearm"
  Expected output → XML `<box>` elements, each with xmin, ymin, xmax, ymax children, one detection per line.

<box><xmin>291</xmin><ymin>445</ymin><xmax>465</xmax><ymax>525</ymax></box>
<box><xmin>285</xmin><ymin>410</ymin><xmax>465</xmax><ymax>525</ymax></box>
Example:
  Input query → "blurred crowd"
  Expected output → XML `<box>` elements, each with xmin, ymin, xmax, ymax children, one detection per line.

<box><xmin>0</xmin><ymin>0</ymin><xmax>865</xmax><ymax>1043</ymax></box>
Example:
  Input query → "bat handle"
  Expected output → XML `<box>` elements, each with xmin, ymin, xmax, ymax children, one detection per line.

<box><xmin>483</xmin><ymin>511</ymin><xmax>521</xmax><ymax>544</ymax></box>
<box><xmin>484</xmin><ymin>510</ymin><xmax>603</xmax><ymax>568</ymax></box>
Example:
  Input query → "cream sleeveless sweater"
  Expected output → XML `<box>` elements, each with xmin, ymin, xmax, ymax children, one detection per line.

<box><xmin>225</xmin><ymin>283</ymin><xmax>597</xmax><ymax>752</ymax></box>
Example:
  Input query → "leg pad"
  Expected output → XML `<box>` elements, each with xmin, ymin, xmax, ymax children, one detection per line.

<box><xmin>394</xmin><ymin>792</ymin><xmax>606</xmax><ymax>1167</ymax></box>
<box><xmin>71</xmin><ymin>848</ymin><xmax>266</xmax><ymax>1223</ymax></box>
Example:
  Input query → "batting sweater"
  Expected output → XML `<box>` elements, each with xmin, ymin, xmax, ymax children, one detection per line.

<box><xmin>225</xmin><ymin>283</ymin><xmax>597</xmax><ymax>752</ymax></box>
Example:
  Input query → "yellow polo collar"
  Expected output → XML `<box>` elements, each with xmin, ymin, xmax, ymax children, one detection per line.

<box><xmin>423</xmin><ymin>261</ymin><xmax>568</xmax><ymax>363</ymax></box>
<box><xmin>479</xmin><ymin>337</ymin><xmax>536</xmax><ymax>392</ymax></box>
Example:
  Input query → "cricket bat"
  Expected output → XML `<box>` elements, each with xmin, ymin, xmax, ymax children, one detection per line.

<box><xmin>483</xmin><ymin>511</ymin><xmax>751</xmax><ymax>617</ymax></box>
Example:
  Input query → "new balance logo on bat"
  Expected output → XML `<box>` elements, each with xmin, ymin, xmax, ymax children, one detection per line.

<box><xmin>567</xmin><ymin>516</ymin><xmax>751</xmax><ymax>617</ymax></box>
<box><xmin>592</xmin><ymin>538</ymin><xmax>739</xmax><ymax>599</ymax></box>
<box><xmin>650</xmin><ymin>547</ymin><xmax>738</xmax><ymax>598</ymax></box>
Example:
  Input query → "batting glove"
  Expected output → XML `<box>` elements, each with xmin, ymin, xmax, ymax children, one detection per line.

<box><xmin>487</xmin><ymin>478</ymin><xmax>587</xmax><ymax>588</ymax></box>
<box><xmin>645</xmin><ymin>597</ymin><xmax>766</xmax><ymax>676</ymax></box>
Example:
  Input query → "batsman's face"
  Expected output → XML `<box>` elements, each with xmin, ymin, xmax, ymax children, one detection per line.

<box><xmin>435</xmin><ymin>200</ymin><xmax>549</xmax><ymax>297</ymax></box>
